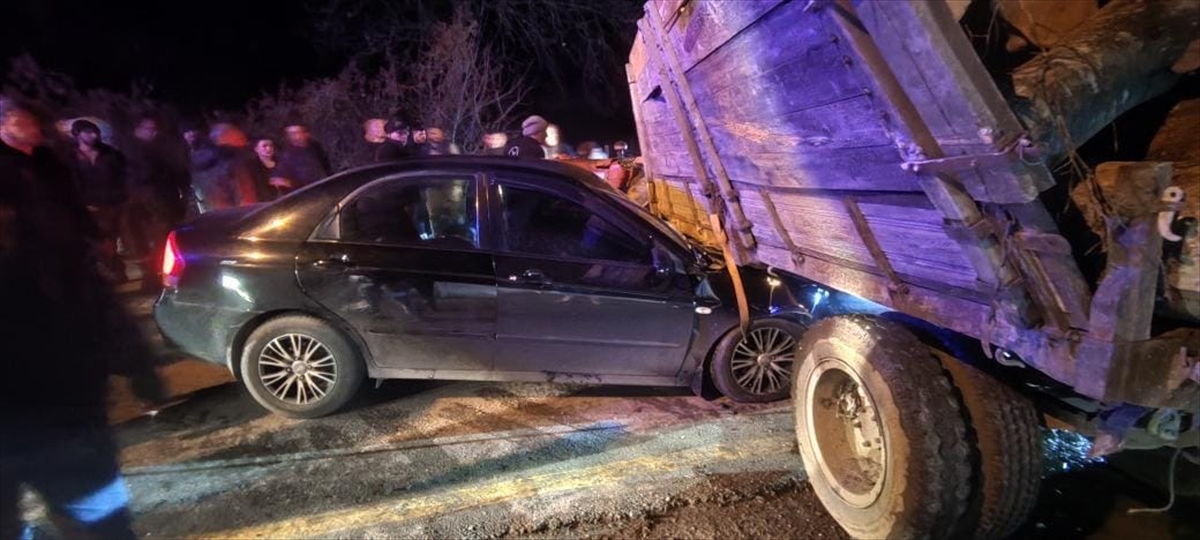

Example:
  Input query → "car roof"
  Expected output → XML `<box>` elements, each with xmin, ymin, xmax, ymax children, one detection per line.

<box><xmin>334</xmin><ymin>156</ymin><xmax>618</xmax><ymax>194</ymax></box>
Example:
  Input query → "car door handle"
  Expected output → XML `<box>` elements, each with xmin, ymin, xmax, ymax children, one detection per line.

<box><xmin>508</xmin><ymin>268</ymin><xmax>552</xmax><ymax>285</ymax></box>
<box><xmin>312</xmin><ymin>254</ymin><xmax>355</xmax><ymax>268</ymax></box>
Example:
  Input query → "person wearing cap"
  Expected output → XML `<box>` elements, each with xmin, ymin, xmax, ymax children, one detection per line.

<box><xmin>375</xmin><ymin>119</ymin><xmax>416</xmax><ymax>162</ymax></box>
<box><xmin>68</xmin><ymin>118</ymin><xmax>129</xmax><ymax>282</ymax></box>
<box><xmin>273</xmin><ymin>120</ymin><xmax>331</xmax><ymax>194</ymax></box>
<box><xmin>504</xmin><ymin>115</ymin><xmax>550</xmax><ymax>159</ymax></box>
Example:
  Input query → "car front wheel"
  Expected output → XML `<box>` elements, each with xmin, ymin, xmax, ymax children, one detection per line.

<box><xmin>241</xmin><ymin>315</ymin><xmax>364</xmax><ymax>418</ymax></box>
<box><xmin>711</xmin><ymin>318</ymin><xmax>806</xmax><ymax>402</ymax></box>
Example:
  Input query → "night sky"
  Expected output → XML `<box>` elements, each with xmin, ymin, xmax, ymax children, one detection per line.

<box><xmin>1</xmin><ymin>0</ymin><xmax>639</xmax><ymax>145</ymax></box>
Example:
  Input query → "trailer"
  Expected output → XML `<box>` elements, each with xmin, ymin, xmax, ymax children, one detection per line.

<box><xmin>626</xmin><ymin>1</ymin><xmax>1199</xmax><ymax>538</ymax></box>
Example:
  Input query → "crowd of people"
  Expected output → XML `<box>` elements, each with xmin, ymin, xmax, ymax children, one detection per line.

<box><xmin>8</xmin><ymin>103</ymin><xmax>641</xmax><ymax>294</ymax></box>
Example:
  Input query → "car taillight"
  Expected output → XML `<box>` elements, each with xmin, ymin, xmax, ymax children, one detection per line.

<box><xmin>162</xmin><ymin>231</ymin><xmax>184</xmax><ymax>287</ymax></box>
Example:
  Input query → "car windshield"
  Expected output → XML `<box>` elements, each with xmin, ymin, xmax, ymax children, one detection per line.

<box><xmin>602</xmin><ymin>191</ymin><xmax>691</xmax><ymax>251</ymax></box>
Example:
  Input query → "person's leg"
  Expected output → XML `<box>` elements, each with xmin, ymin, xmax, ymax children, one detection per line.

<box><xmin>28</xmin><ymin>427</ymin><xmax>135</xmax><ymax>540</ymax></box>
<box><xmin>95</xmin><ymin>207</ymin><xmax>128</xmax><ymax>281</ymax></box>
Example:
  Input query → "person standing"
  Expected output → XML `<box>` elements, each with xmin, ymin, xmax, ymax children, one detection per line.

<box><xmin>68</xmin><ymin>118</ymin><xmax>128</xmax><ymax>282</ymax></box>
<box><xmin>504</xmin><ymin>115</ymin><xmax>549</xmax><ymax>159</ymax></box>
<box><xmin>362</xmin><ymin>118</ymin><xmax>388</xmax><ymax>165</ymax></box>
<box><xmin>125</xmin><ymin>115</ymin><xmax>190</xmax><ymax>290</ymax></box>
<box><xmin>273</xmin><ymin>121</ymin><xmax>331</xmax><ymax>194</ymax></box>
<box><xmin>1</xmin><ymin>96</ymin><xmax>164</xmax><ymax>540</ymax></box>
<box><xmin>191</xmin><ymin>123</ymin><xmax>259</xmax><ymax>212</ymax></box>
<box><xmin>481</xmin><ymin>132</ymin><xmax>508</xmax><ymax>155</ymax></box>
<box><xmin>249</xmin><ymin>136</ymin><xmax>281</xmax><ymax>201</ymax></box>
<box><xmin>544</xmin><ymin>124</ymin><xmax>575</xmax><ymax>159</ymax></box>
<box><xmin>421</xmin><ymin>127</ymin><xmax>460</xmax><ymax>156</ymax></box>
<box><xmin>375</xmin><ymin>119</ymin><xmax>415</xmax><ymax>162</ymax></box>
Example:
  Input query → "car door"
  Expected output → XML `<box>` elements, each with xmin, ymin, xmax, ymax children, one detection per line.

<box><xmin>296</xmin><ymin>173</ymin><xmax>497</xmax><ymax>372</ymax></box>
<box><xmin>490</xmin><ymin>175</ymin><xmax>695</xmax><ymax>377</ymax></box>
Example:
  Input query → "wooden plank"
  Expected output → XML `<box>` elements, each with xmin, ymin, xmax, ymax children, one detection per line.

<box><xmin>681</xmin><ymin>2</ymin><xmax>863</xmax><ymax>120</ymax></box>
<box><xmin>740</xmin><ymin>189</ymin><xmax>983</xmax><ymax>293</ymax></box>
<box><xmin>718</xmin><ymin>147</ymin><xmax>924</xmax><ymax>192</ymax></box>
<box><xmin>655</xmin><ymin>0</ymin><xmax>687</xmax><ymax>29</ymax></box>
<box><xmin>740</xmin><ymin>191</ymin><xmax>875</xmax><ymax>267</ymax></box>
<box><xmin>668</xmin><ymin>0</ymin><xmax>788</xmax><ymax>73</ymax></box>
<box><xmin>755</xmin><ymin>243</ymin><xmax>990</xmax><ymax>338</ymax></box>
<box><xmin>701</xmin><ymin>95</ymin><xmax>896</xmax><ymax>153</ymax></box>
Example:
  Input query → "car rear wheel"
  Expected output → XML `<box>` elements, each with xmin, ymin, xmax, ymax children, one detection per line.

<box><xmin>241</xmin><ymin>315</ymin><xmax>364</xmax><ymax>418</ymax></box>
<box><xmin>712</xmin><ymin>318</ymin><xmax>805</xmax><ymax>402</ymax></box>
<box><xmin>793</xmin><ymin>316</ymin><xmax>971</xmax><ymax>539</ymax></box>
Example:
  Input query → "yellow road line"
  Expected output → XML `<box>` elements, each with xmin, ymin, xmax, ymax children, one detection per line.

<box><xmin>201</xmin><ymin>436</ymin><xmax>791</xmax><ymax>539</ymax></box>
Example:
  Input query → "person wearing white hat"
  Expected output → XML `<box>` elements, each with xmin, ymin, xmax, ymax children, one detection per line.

<box><xmin>503</xmin><ymin>115</ymin><xmax>549</xmax><ymax>159</ymax></box>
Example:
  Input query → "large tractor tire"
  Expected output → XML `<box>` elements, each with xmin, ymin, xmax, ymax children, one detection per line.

<box><xmin>792</xmin><ymin>316</ymin><xmax>971</xmax><ymax>539</ymax></box>
<box><xmin>939</xmin><ymin>353</ymin><xmax>1042</xmax><ymax>540</ymax></box>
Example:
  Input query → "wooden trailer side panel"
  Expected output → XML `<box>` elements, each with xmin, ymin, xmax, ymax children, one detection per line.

<box><xmin>635</xmin><ymin>0</ymin><xmax>987</xmax><ymax>302</ymax></box>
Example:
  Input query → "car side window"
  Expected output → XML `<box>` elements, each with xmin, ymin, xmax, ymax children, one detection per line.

<box><xmin>499</xmin><ymin>184</ymin><xmax>648</xmax><ymax>263</ymax></box>
<box><xmin>340</xmin><ymin>177</ymin><xmax>477</xmax><ymax>248</ymax></box>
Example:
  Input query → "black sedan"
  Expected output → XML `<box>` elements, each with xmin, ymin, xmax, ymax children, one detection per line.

<box><xmin>155</xmin><ymin>157</ymin><xmax>820</xmax><ymax>417</ymax></box>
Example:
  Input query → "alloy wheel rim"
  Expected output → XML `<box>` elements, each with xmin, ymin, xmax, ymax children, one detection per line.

<box><xmin>259</xmin><ymin>333</ymin><xmax>337</xmax><ymax>405</ymax></box>
<box><xmin>730</xmin><ymin>327</ymin><xmax>796</xmax><ymax>395</ymax></box>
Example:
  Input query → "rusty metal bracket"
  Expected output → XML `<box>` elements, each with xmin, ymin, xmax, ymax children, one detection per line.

<box><xmin>901</xmin><ymin>136</ymin><xmax>1043</xmax><ymax>176</ymax></box>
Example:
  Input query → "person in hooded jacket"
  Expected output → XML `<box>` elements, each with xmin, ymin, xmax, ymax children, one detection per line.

<box><xmin>67</xmin><ymin>119</ymin><xmax>128</xmax><ymax>282</ymax></box>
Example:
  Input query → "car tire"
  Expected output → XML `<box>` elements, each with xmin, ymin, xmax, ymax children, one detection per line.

<box><xmin>711</xmin><ymin>318</ymin><xmax>805</xmax><ymax>403</ymax></box>
<box><xmin>241</xmin><ymin>315</ymin><xmax>364</xmax><ymax>419</ymax></box>
<box><xmin>940</xmin><ymin>355</ymin><xmax>1042</xmax><ymax>540</ymax></box>
<box><xmin>792</xmin><ymin>316</ymin><xmax>971</xmax><ymax>539</ymax></box>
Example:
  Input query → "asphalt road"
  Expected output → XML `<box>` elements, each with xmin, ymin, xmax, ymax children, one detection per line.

<box><xmin>20</xmin><ymin>286</ymin><xmax>1195</xmax><ymax>539</ymax></box>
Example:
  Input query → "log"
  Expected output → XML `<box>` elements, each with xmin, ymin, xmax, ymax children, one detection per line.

<box><xmin>998</xmin><ymin>0</ymin><xmax>1097</xmax><ymax>51</ymax></box>
<box><xmin>1011</xmin><ymin>0</ymin><xmax>1200</xmax><ymax>160</ymax></box>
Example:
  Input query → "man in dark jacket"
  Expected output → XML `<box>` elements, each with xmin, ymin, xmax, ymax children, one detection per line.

<box><xmin>504</xmin><ymin>115</ymin><xmax>549</xmax><ymax>159</ymax></box>
<box><xmin>1</xmin><ymin>97</ymin><xmax>163</xmax><ymax>540</ymax></box>
<box><xmin>125</xmin><ymin>115</ymin><xmax>190</xmax><ymax>290</ymax></box>
<box><xmin>68</xmin><ymin>118</ymin><xmax>128</xmax><ymax>282</ymax></box>
<box><xmin>273</xmin><ymin>121</ymin><xmax>331</xmax><ymax>194</ymax></box>
<box><xmin>375</xmin><ymin>119</ymin><xmax>416</xmax><ymax>162</ymax></box>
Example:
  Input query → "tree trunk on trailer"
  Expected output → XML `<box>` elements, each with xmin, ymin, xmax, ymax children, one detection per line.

<box><xmin>1009</xmin><ymin>0</ymin><xmax>1199</xmax><ymax>160</ymax></box>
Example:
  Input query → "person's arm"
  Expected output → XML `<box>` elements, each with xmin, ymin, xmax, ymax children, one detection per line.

<box><xmin>233</xmin><ymin>162</ymin><xmax>259</xmax><ymax>206</ymax></box>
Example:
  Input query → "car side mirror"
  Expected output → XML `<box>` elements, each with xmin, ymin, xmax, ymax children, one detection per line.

<box><xmin>651</xmin><ymin>243</ymin><xmax>680</xmax><ymax>279</ymax></box>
